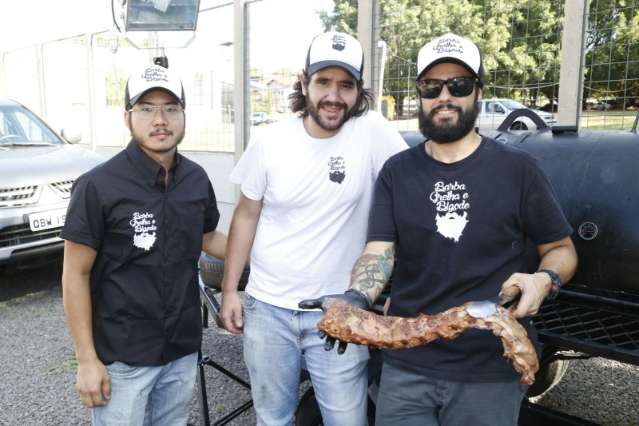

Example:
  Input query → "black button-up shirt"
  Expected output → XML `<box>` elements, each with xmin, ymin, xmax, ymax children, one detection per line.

<box><xmin>62</xmin><ymin>141</ymin><xmax>220</xmax><ymax>366</ymax></box>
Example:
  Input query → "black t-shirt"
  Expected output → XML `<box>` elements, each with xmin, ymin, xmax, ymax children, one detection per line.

<box><xmin>368</xmin><ymin>137</ymin><xmax>572</xmax><ymax>382</ymax></box>
<box><xmin>61</xmin><ymin>141</ymin><xmax>220</xmax><ymax>366</ymax></box>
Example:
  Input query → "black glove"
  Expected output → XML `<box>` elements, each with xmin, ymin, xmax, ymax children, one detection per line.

<box><xmin>298</xmin><ymin>289</ymin><xmax>370</xmax><ymax>355</ymax></box>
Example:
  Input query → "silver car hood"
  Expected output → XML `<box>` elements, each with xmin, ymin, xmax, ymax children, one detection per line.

<box><xmin>0</xmin><ymin>144</ymin><xmax>104</xmax><ymax>188</ymax></box>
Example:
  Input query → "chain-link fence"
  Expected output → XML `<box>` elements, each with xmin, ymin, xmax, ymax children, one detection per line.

<box><xmin>358</xmin><ymin>0</ymin><xmax>637</xmax><ymax>132</ymax></box>
<box><xmin>2</xmin><ymin>0</ymin><xmax>638</xmax><ymax>154</ymax></box>
<box><xmin>582</xmin><ymin>0</ymin><xmax>639</xmax><ymax>129</ymax></box>
<box><xmin>1</xmin><ymin>4</ymin><xmax>236</xmax><ymax>152</ymax></box>
<box><xmin>373</xmin><ymin>0</ymin><xmax>566</xmax><ymax>132</ymax></box>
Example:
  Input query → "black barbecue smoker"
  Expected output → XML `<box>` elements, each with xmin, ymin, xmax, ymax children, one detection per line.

<box><xmin>496</xmin><ymin>111</ymin><xmax>639</xmax><ymax>425</ymax></box>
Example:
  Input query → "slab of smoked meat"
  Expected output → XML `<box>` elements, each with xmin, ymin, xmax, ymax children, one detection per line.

<box><xmin>317</xmin><ymin>300</ymin><xmax>539</xmax><ymax>385</ymax></box>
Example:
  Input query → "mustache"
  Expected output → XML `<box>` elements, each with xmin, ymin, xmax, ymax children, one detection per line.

<box><xmin>150</xmin><ymin>129</ymin><xmax>173</xmax><ymax>136</ymax></box>
<box><xmin>429</xmin><ymin>103</ymin><xmax>462</xmax><ymax>117</ymax></box>
<box><xmin>318</xmin><ymin>100</ymin><xmax>347</xmax><ymax>110</ymax></box>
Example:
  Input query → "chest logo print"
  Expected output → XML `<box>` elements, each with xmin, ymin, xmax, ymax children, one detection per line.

<box><xmin>429</xmin><ymin>181</ymin><xmax>470</xmax><ymax>243</ymax></box>
<box><xmin>130</xmin><ymin>211</ymin><xmax>157</xmax><ymax>251</ymax></box>
<box><xmin>328</xmin><ymin>156</ymin><xmax>346</xmax><ymax>184</ymax></box>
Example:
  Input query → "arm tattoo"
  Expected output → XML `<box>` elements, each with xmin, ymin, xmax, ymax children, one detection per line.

<box><xmin>350</xmin><ymin>246</ymin><xmax>395</xmax><ymax>305</ymax></box>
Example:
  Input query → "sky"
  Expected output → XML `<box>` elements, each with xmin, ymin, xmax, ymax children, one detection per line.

<box><xmin>0</xmin><ymin>0</ymin><xmax>334</xmax><ymax>70</ymax></box>
<box><xmin>0</xmin><ymin>0</ymin><xmax>112</xmax><ymax>50</ymax></box>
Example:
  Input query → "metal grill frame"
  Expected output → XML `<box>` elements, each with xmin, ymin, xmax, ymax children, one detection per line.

<box><xmin>533</xmin><ymin>285</ymin><xmax>639</xmax><ymax>365</ymax></box>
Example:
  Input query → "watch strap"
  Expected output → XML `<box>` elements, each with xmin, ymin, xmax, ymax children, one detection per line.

<box><xmin>538</xmin><ymin>269</ymin><xmax>562</xmax><ymax>300</ymax></box>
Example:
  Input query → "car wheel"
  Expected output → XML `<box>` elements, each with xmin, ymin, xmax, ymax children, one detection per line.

<box><xmin>526</xmin><ymin>347</ymin><xmax>570</xmax><ymax>397</ymax></box>
<box><xmin>510</xmin><ymin>121</ymin><xmax>528</xmax><ymax>130</ymax></box>
<box><xmin>198</xmin><ymin>253</ymin><xmax>249</xmax><ymax>291</ymax></box>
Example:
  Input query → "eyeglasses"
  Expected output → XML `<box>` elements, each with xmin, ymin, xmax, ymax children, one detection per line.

<box><xmin>128</xmin><ymin>104</ymin><xmax>184</xmax><ymax>120</ymax></box>
<box><xmin>416</xmin><ymin>77</ymin><xmax>478</xmax><ymax>99</ymax></box>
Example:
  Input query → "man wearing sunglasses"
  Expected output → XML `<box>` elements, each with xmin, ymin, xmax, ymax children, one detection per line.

<box><xmin>61</xmin><ymin>64</ymin><xmax>227</xmax><ymax>425</ymax></box>
<box><xmin>316</xmin><ymin>33</ymin><xmax>577</xmax><ymax>425</ymax></box>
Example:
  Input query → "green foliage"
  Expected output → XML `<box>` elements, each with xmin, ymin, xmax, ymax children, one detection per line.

<box><xmin>105</xmin><ymin>73</ymin><xmax>126</xmax><ymax>107</ymax></box>
<box><xmin>585</xmin><ymin>0</ymin><xmax>639</xmax><ymax>109</ymax></box>
<box><xmin>321</xmin><ymin>1</ymin><xmax>639</xmax><ymax>113</ymax></box>
<box><xmin>323</xmin><ymin>0</ymin><xmax>567</xmax><ymax>114</ymax></box>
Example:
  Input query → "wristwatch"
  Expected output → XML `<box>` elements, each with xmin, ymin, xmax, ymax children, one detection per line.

<box><xmin>537</xmin><ymin>269</ymin><xmax>562</xmax><ymax>300</ymax></box>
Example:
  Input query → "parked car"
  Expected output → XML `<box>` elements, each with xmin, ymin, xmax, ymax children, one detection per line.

<box><xmin>539</xmin><ymin>101</ymin><xmax>558</xmax><ymax>113</ymax></box>
<box><xmin>477</xmin><ymin>98</ymin><xmax>556</xmax><ymax>131</ymax></box>
<box><xmin>250</xmin><ymin>111</ymin><xmax>270</xmax><ymax>126</ymax></box>
<box><xmin>0</xmin><ymin>98</ymin><xmax>103</xmax><ymax>266</ymax></box>
<box><xmin>585</xmin><ymin>100</ymin><xmax>612</xmax><ymax>111</ymax></box>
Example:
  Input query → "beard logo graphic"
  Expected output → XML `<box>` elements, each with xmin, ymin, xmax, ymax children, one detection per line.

<box><xmin>328</xmin><ymin>156</ymin><xmax>346</xmax><ymax>184</ymax></box>
<box><xmin>435</xmin><ymin>211</ymin><xmax>468</xmax><ymax>242</ymax></box>
<box><xmin>129</xmin><ymin>211</ymin><xmax>158</xmax><ymax>251</ymax></box>
<box><xmin>429</xmin><ymin>181</ymin><xmax>470</xmax><ymax>243</ymax></box>
<box><xmin>332</xmin><ymin>34</ymin><xmax>346</xmax><ymax>51</ymax></box>
<box><xmin>133</xmin><ymin>232</ymin><xmax>157</xmax><ymax>251</ymax></box>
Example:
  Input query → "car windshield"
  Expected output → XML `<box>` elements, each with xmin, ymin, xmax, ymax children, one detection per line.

<box><xmin>0</xmin><ymin>105</ymin><xmax>62</xmax><ymax>146</ymax></box>
<box><xmin>501</xmin><ymin>100</ymin><xmax>527</xmax><ymax>110</ymax></box>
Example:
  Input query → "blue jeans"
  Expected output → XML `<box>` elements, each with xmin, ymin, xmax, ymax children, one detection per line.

<box><xmin>92</xmin><ymin>352</ymin><xmax>197</xmax><ymax>426</ymax></box>
<box><xmin>375</xmin><ymin>361</ymin><xmax>527</xmax><ymax>426</ymax></box>
<box><xmin>243</xmin><ymin>295</ymin><xmax>370</xmax><ymax>426</ymax></box>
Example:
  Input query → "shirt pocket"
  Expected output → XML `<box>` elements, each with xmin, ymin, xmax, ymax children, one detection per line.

<box><xmin>167</xmin><ymin>198</ymin><xmax>206</xmax><ymax>262</ymax></box>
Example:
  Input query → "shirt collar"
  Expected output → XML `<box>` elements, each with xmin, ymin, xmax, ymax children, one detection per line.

<box><xmin>126</xmin><ymin>141</ymin><xmax>181</xmax><ymax>187</ymax></box>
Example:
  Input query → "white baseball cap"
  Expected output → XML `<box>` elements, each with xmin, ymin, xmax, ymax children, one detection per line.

<box><xmin>417</xmin><ymin>33</ymin><xmax>484</xmax><ymax>84</ymax></box>
<box><xmin>125</xmin><ymin>64</ymin><xmax>185</xmax><ymax>109</ymax></box>
<box><xmin>305</xmin><ymin>31</ymin><xmax>364</xmax><ymax>81</ymax></box>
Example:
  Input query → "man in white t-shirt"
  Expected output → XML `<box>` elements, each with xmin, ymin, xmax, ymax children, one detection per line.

<box><xmin>220</xmin><ymin>31</ymin><xmax>406</xmax><ymax>426</ymax></box>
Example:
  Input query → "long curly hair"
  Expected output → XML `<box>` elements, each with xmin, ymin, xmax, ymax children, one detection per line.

<box><xmin>288</xmin><ymin>69</ymin><xmax>373</xmax><ymax>117</ymax></box>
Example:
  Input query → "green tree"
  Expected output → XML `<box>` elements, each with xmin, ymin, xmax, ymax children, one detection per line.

<box><xmin>584</xmin><ymin>0</ymin><xmax>639</xmax><ymax>110</ymax></box>
<box><xmin>322</xmin><ymin>0</ymin><xmax>564</xmax><ymax>115</ymax></box>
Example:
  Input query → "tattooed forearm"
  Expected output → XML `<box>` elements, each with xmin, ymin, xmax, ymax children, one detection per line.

<box><xmin>350</xmin><ymin>246</ymin><xmax>395</xmax><ymax>305</ymax></box>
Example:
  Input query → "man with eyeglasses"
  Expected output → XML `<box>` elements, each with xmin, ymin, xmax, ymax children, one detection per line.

<box><xmin>305</xmin><ymin>33</ymin><xmax>577</xmax><ymax>425</ymax></box>
<box><xmin>61</xmin><ymin>64</ymin><xmax>226</xmax><ymax>425</ymax></box>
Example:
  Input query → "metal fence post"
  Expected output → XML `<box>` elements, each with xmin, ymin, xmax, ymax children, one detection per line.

<box><xmin>37</xmin><ymin>43</ymin><xmax>47</xmax><ymax>118</ymax></box>
<box><xmin>87</xmin><ymin>34</ymin><xmax>97</xmax><ymax>150</ymax></box>
<box><xmin>358</xmin><ymin>0</ymin><xmax>381</xmax><ymax>108</ymax></box>
<box><xmin>0</xmin><ymin>52</ymin><xmax>5</xmax><ymax>95</ymax></box>
<box><xmin>233</xmin><ymin>0</ymin><xmax>249</xmax><ymax>202</ymax></box>
<box><xmin>557</xmin><ymin>0</ymin><xmax>589</xmax><ymax>127</ymax></box>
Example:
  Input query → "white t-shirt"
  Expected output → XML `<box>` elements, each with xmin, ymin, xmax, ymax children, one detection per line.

<box><xmin>230</xmin><ymin>111</ymin><xmax>406</xmax><ymax>310</ymax></box>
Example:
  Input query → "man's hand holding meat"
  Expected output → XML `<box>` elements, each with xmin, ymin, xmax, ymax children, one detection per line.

<box><xmin>299</xmin><ymin>242</ymin><xmax>396</xmax><ymax>353</ymax></box>
<box><xmin>500</xmin><ymin>237</ymin><xmax>575</xmax><ymax>318</ymax></box>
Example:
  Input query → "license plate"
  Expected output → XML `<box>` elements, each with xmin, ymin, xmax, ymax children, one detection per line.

<box><xmin>28</xmin><ymin>208</ymin><xmax>67</xmax><ymax>232</ymax></box>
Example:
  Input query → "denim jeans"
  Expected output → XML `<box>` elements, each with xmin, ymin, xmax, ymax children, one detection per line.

<box><xmin>375</xmin><ymin>361</ymin><xmax>527</xmax><ymax>426</ymax></box>
<box><xmin>243</xmin><ymin>295</ymin><xmax>370</xmax><ymax>426</ymax></box>
<box><xmin>91</xmin><ymin>352</ymin><xmax>197</xmax><ymax>426</ymax></box>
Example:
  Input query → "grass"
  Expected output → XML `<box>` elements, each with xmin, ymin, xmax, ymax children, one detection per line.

<box><xmin>579</xmin><ymin>111</ymin><xmax>638</xmax><ymax>130</ymax></box>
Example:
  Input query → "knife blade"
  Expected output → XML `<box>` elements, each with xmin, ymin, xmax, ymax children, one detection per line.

<box><xmin>466</xmin><ymin>294</ymin><xmax>521</xmax><ymax>319</ymax></box>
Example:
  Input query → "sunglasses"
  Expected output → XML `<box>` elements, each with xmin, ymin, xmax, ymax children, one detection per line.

<box><xmin>416</xmin><ymin>76</ymin><xmax>478</xmax><ymax>99</ymax></box>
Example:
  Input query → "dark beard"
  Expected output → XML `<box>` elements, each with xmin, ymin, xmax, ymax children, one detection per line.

<box><xmin>419</xmin><ymin>99</ymin><xmax>479</xmax><ymax>143</ymax></box>
<box><xmin>306</xmin><ymin>98</ymin><xmax>355</xmax><ymax>132</ymax></box>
